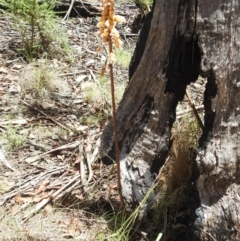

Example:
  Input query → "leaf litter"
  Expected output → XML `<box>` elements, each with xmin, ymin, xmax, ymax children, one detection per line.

<box><xmin>0</xmin><ymin>1</ymin><xmax>139</xmax><ymax>240</ymax></box>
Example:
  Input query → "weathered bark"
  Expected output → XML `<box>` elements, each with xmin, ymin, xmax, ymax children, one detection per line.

<box><xmin>101</xmin><ymin>0</ymin><xmax>199</xmax><ymax>209</ymax></box>
<box><xmin>101</xmin><ymin>0</ymin><xmax>240</xmax><ymax>240</ymax></box>
<box><xmin>194</xmin><ymin>2</ymin><xmax>240</xmax><ymax>241</ymax></box>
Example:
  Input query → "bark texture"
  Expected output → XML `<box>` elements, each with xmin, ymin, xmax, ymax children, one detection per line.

<box><xmin>101</xmin><ymin>0</ymin><xmax>198</xmax><ymax>209</ymax></box>
<box><xmin>101</xmin><ymin>0</ymin><xmax>240</xmax><ymax>240</ymax></box>
<box><xmin>194</xmin><ymin>1</ymin><xmax>240</xmax><ymax>240</ymax></box>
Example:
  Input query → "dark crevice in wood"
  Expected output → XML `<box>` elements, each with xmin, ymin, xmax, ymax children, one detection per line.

<box><xmin>130</xmin><ymin>14</ymin><xmax>146</xmax><ymax>34</ymax></box>
<box><xmin>199</xmin><ymin>71</ymin><xmax>217</xmax><ymax>146</ymax></box>
<box><xmin>165</xmin><ymin>37</ymin><xmax>201</xmax><ymax>101</ymax></box>
<box><xmin>129</xmin><ymin>11</ymin><xmax>153</xmax><ymax>80</ymax></box>
<box><xmin>163</xmin><ymin>28</ymin><xmax>204</xmax><ymax>240</ymax></box>
<box><xmin>150</xmin><ymin>142</ymin><xmax>171</xmax><ymax>174</ymax></box>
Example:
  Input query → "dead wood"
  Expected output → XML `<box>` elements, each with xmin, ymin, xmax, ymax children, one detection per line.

<box><xmin>101</xmin><ymin>0</ymin><xmax>240</xmax><ymax>240</ymax></box>
<box><xmin>22</xmin><ymin>173</ymin><xmax>81</xmax><ymax>223</ymax></box>
<box><xmin>55</xmin><ymin>0</ymin><xmax>101</xmax><ymax>17</ymax></box>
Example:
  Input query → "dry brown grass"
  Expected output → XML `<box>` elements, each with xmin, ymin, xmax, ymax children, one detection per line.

<box><xmin>19</xmin><ymin>61</ymin><xmax>71</xmax><ymax>101</ymax></box>
<box><xmin>152</xmin><ymin>109</ymin><xmax>203</xmax><ymax>240</ymax></box>
<box><xmin>0</xmin><ymin>204</ymin><xmax>115</xmax><ymax>241</ymax></box>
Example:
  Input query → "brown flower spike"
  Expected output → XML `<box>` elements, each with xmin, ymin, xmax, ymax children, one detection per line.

<box><xmin>97</xmin><ymin>0</ymin><xmax>125</xmax><ymax>52</ymax></box>
<box><xmin>98</xmin><ymin>0</ymin><xmax>125</xmax><ymax>208</ymax></box>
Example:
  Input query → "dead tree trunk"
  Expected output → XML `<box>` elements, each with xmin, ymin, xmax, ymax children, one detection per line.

<box><xmin>101</xmin><ymin>0</ymin><xmax>240</xmax><ymax>240</ymax></box>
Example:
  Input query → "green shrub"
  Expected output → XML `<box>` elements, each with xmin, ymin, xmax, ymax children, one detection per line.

<box><xmin>135</xmin><ymin>0</ymin><xmax>153</xmax><ymax>13</ymax></box>
<box><xmin>115</xmin><ymin>48</ymin><xmax>132</xmax><ymax>68</ymax></box>
<box><xmin>2</xmin><ymin>123</ymin><xmax>25</xmax><ymax>150</ymax></box>
<box><xmin>0</xmin><ymin>0</ymin><xmax>71</xmax><ymax>61</ymax></box>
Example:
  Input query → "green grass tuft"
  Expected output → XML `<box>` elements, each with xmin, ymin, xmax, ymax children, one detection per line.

<box><xmin>115</xmin><ymin>48</ymin><xmax>132</xmax><ymax>68</ymax></box>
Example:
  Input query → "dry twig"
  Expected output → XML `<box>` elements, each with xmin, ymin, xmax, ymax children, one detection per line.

<box><xmin>186</xmin><ymin>90</ymin><xmax>204</xmax><ymax>131</ymax></box>
<box><xmin>22</xmin><ymin>173</ymin><xmax>81</xmax><ymax>223</ymax></box>
<box><xmin>19</xmin><ymin>99</ymin><xmax>71</xmax><ymax>131</ymax></box>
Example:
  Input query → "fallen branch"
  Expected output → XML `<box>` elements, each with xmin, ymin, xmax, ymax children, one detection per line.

<box><xmin>62</xmin><ymin>0</ymin><xmax>75</xmax><ymax>21</ymax></box>
<box><xmin>57</xmin><ymin>70</ymin><xmax>86</xmax><ymax>77</ymax></box>
<box><xmin>0</xmin><ymin>166</ymin><xmax>66</xmax><ymax>205</ymax></box>
<box><xmin>19</xmin><ymin>99</ymin><xmax>71</xmax><ymax>131</ymax></box>
<box><xmin>22</xmin><ymin>173</ymin><xmax>80</xmax><ymax>223</ymax></box>
<box><xmin>0</xmin><ymin>119</ymin><xmax>27</xmax><ymax>125</ymax></box>
<box><xmin>41</xmin><ymin>141</ymin><xmax>80</xmax><ymax>156</ymax></box>
<box><xmin>84</xmin><ymin>143</ymin><xmax>93</xmax><ymax>183</ymax></box>
<box><xmin>79</xmin><ymin>145</ymin><xmax>87</xmax><ymax>185</ymax></box>
<box><xmin>176</xmin><ymin>105</ymin><xmax>204</xmax><ymax>119</ymax></box>
<box><xmin>54</xmin><ymin>177</ymin><xmax>82</xmax><ymax>200</ymax></box>
<box><xmin>0</xmin><ymin>148</ymin><xmax>15</xmax><ymax>171</ymax></box>
<box><xmin>26</xmin><ymin>139</ymin><xmax>51</xmax><ymax>151</ymax></box>
<box><xmin>25</xmin><ymin>141</ymin><xmax>80</xmax><ymax>167</ymax></box>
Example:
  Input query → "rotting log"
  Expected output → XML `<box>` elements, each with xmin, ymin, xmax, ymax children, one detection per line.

<box><xmin>101</xmin><ymin>0</ymin><xmax>240</xmax><ymax>240</ymax></box>
<box><xmin>55</xmin><ymin>0</ymin><xmax>101</xmax><ymax>17</ymax></box>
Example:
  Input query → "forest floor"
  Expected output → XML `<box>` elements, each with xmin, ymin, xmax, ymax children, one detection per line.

<box><xmin>0</xmin><ymin>1</ymin><xmax>206</xmax><ymax>241</ymax></box>
<box><xmin>0</xmin><ymin>2</ymin><xmax>148</xmax><ymax>241</ymax></box>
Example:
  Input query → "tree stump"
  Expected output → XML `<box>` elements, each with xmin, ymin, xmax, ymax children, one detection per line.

<box><xmin>101</xmin><ymin>0</ymin><xmax>240</xmax><ymax>240</ymax></box>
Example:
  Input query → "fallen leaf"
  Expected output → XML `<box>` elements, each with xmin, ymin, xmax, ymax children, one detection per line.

<box><xmin>14</xmin><ymin>195</ymin><xmax>33</xmax><ymax>203</ymax></box>
<box><xmin>109</xmin><ymin>184</ymin><xmax>118</xmax><ymax>189</ymax></box>
<box><xmin>7</xmin><ymin>74</ymin><xmax>18</xmax><ymax>81</ymax></box>
<box><xmin>76</xmin><ymin>75</ymin><xmax>87</xmax><ymax>83</ymax></box>
<box><xmin>33</xmin><ymin>193</ymin><xmax>50</xmax><ymax>202</ymax></box>
<box><xmin>25</xmin><ymin>155</ymin><xmax>41</xmax><ymax>164</ymax></box>
<box><xmin>76</xmin><ymin>125</ymin><xmax>88</xmax><ymax>132</ymax></box>
<box><xmin>35</xmin><ymin>180</ymin><xmax>50</xmax><ymax>194</ymax></box>
<box><xmin>42</xmin><ymin>203</ymin><xmax>52</xmax><ymax>217</ymax></box>
<box><xmin>0</xmin><ymin>66</ymin><xmax>8</xmax><ymax>74</ymax></box>
<box><xmin>67</xmin><ymin>217</ymin><xmax>82</xmax><ymax>237</ymax></box>
<box><xmin>11</xmin><ymin>204</ymin><xmax>21</xmax><ymax>215</ymax></box>
<box><xmin>85</xmin><ymin>59</ymin><xmax>95</xmax><ymax>66</ymax></box>
<box><xmin>12</xmin><ymin>64</ymin><xmax>23</xmax><ymax>69</ymax></box>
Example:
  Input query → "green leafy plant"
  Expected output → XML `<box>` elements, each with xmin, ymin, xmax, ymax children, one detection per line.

<box><xmin>2</xmin><ymin>124</ymin><xmax>25</xmax><ymax>150</ymax></box>
<box><xmin>0</xmin><ymin>0</ymin><xmax>71</xmax><ymax>61</ymax></box>
<box><xmin>135</xmin><ymin>0</ymin><xmax>153</xmax><ymax>14</ymax></box>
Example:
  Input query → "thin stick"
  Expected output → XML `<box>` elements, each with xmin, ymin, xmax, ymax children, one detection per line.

<box><xmin>22</xmin><ymin>173</ymin><xmax>80</xmax><ymax>223</ymax></box>
<box><xmin>62</xmin><ymin>0</ymin><xmax>75</xmax><ymax>21</ymax></box>
<box><xmin>186</xmin><ymin>90</ymin><xmax>204</xmax><ymax>131</ymax></box>
<box><xmin>19</xmin><ymin>99</ymin><xmax>70</xmax><ymax>131</ymax></box>
<box><xmin>0</xmin><ymin>166</ymin><xmax>66</xmax><ymax>205</ymax></box>
<box><xmin>108</xmin><ymin>36</ymin><xmax>124</xmax><ymax>208</ymax></box>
